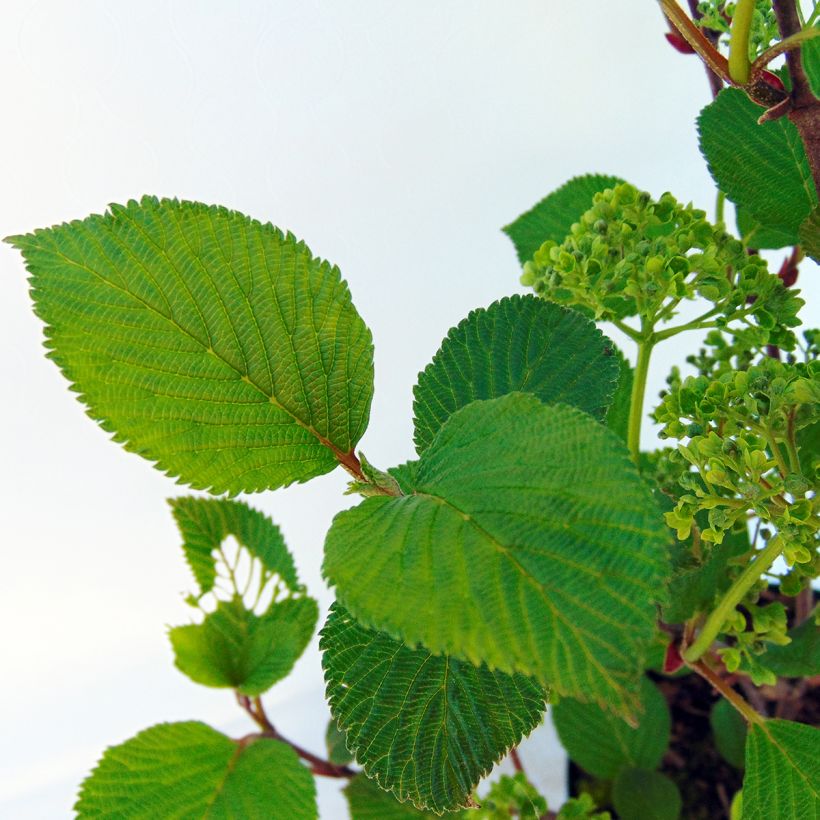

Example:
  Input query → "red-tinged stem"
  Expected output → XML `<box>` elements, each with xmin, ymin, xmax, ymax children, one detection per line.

<box><xmin>687</xmin><ymin>660</ymin><xmax>765</xmax><ymax>725</ymax></box>
<box><xmin>509</xmin><ymin>747</ymin><xmax>524</xmax><ymax>773</ymax></box>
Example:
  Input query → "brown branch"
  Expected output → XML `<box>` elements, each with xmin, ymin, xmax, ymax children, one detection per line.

<box><xmin>509</xmin><ymin>747</ymin><xmax>524</xmax><ymax>773</ymax></box>
<box><xmin>687</xmin><ymin>0</ymin><xmax>725</xmax><ymax>98</ymax></box>
<box><xmin>773</xmin><ymin>0</ymin><xmax>820</xmax><ymax>193</ymax></box>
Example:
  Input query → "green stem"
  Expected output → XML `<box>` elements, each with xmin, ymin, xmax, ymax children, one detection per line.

<box><xmin>728</xmin><ymin>0</ymin><xmax>754</xmax><ymax>85</ymax></box>
<box><xmin>682</xmin><ymin>535</ymin><xmax>784</xmax><ymax>663</ymax></box>
<box><xmin>627</xmin><ymin>337</ymin><xmax>654</xmax><ymax>463</ymax></box>
<box><xmin>688</xmin><ymin>660</ymin><xmax>764</xmax><ymax>726</ymax></box>
<box><xmin>715</xmin><ymin>189</ymin><xmax>726</xmax><ymax>224</ymax></box>
<box><xmin>785</xmin><ymin>410</ymin><xmax>801</xmax><ymax>473</ymax></box>
<box><xmin>765</xmin><ymin>425</ymin><xmax>790</xmax><ymax>478</ymax></box>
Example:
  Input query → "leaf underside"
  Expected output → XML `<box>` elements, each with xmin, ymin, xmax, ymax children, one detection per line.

<box><xmin>74</xmin><ymin>721</ymin><xmax>317</xmax><ymax>819</ymax></box>
<box><xmin>321</xmin><ymin>603</ymin><xmax>546</xmax><ymax>813</ymax></box>
<box><xmin>7</xmin><ymin>197</ymin><xmax>374</xmax><ymax>494</ymax></box>
<box><xmin>324</xmin><ymin>393</ymin><xmax>670</xmax><ymax>718</ymax></box>
<box><xmin>412</xmin><ymin>295</ymin><xmax>619</xmax><ymax>454</ymax></box>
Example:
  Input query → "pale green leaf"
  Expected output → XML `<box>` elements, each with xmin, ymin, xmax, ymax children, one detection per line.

<box><xmin>6</xmin><ymin>197</ymin><xmax>374</xmax><ymax>494</ymax></box>
<box><xmin>698</xmin><ymin>89</ymin><xmax>817</xmax><ymax>243</ymax></box>
<box><xmin>711</xmin><ymin>698</ymin><xmax>747</xmax><ymax>770</ymax></box>
<box><xmin>412</xmin><ymin>296</ymin><xmax>619</xmax><ymax>453</ymax></box>
<box><xmin>503</xmin><ymin>174</ymin><xmax>624</xmax><ymax>263</ymax></box>
<box><xmin>474</xmin><ymin>773</ymin><xmax>547</xmax><ymax>819</ymax></box>
<box><xmin>743</xmin><ymin>719</ymin><xmax>820</xmax><ymax>820</ymax></box>
<box><xmin>75</xmin><ymin>721</ymin><xmax>317</xmax><ymax>818</ymax></box>
<box><xmin>611</xmin><ymin>768</ymin><xmax>681</xmax><ymax>820</ymax></box>
<box><xmin>170</xmin><ymin>496</ymin><xmax>301</xmax><ymax>597</ymax></box>
<box><xmin>170</xmin><ymin>596</ymin><xmax>317</xmax><ymax>696</ymax></box>
<box><xmin>552</xmin><ymin>677</ymin><xmax>670</xmax><ymax>779</ymax></box>
<box><xmin>605</xmin><ymin>346</ymin><xmax>633</xmax><ymax>444</ymax></box>
<box><xmin>802</xmin><ymin>30</ymin><xmax>820</xmax><ymax>98</ymax></box>
<box><xmin>344</xmin><ymin>776</ymin><xmax>452</xmax><ymax>819</ymax></box>
<box><xmin>321</xmin><ymin>604</ymin><xmax>546</xmax><ymax>812</ymax></box>
<box><xmin>324</xmin><ymin>393</ymin><xmax>671</xmax><ymax>717</ymax></box>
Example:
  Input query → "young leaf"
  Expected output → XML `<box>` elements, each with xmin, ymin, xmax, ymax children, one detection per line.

<box><xmin>710</xmin><ymin>698</ymin><xmax>747</xmax><ymax>770</ymax></box>
<box><xmin>552</xmin><ymin>677</ymin><xmax>671</xmax><ymax>780</ymax></box>
<box><xmin>743</xmin><ymin>719</ymin><xmax>820</xmax><ymax>820</ymax></box>
<box><xmin>610</xmin><ymin>768</ymin><xmax>681</xmax><ymax>820</ymax></box>
<box><xmin>169</xmin><ymin>596</ymin><xmax>318</xmax><ymax>695</ymax></box>
<box><xmin>75</xmin><ymin>721</ymin><xmax>317</xmax><ymax>818</ymax></box>
<box><xmin>344</xmin><ymin>775</ymin><xmax>454</xmax><ymax>819</ymax></box>
<box><xmin>6</xmin><ymin>197</ymin><xmax>374</xmax><ymax>494</ymax></box>
<box><xmin>503</xmin><ymin>174</ymin><xmax>624</xmax><ymax>264</ymax></box>
<box><xmin>698</xmin><ymin>89</ymin><xmax>817</xmax><ymax>243</ymax></box>
<box><xmin>412</xmin><ymin>296</ymin><xmax>619</xmax><ymax>453</ymax></box>
<box><xmin>763</xmin><ymin>609</ymin><xmax>820</xmax><ymax>678</ymax></box>
<box><xmin>324</xmin><ymin>394</ymin><xmax>671</xmax><ymax>718</ymax></box>
<box><xmin>321</xmin><ymin>604</ymin><xmax>546</xmax><ymax>813</ymax></box>
<box><xmin>604</xmin><ymin>346</ymin><xmax>633</xmax><ymax>444</ymax></box>
<box><xmin>169</xmin><ymin>496</ymin><xmax>300</xmax><ymax>596</ymax></box>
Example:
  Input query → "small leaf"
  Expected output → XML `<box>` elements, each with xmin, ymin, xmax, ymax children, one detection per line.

<box><xmin>799</xmin><ymin>206</ymin><xmax>820</xmax><ymax>264</ymax></box>
<box><xmin>6</xmin><ymin>197</ymin><xmax>374</xmax><ymax>494</ymax></box>
<box><xmin>344</xmin><ymin>775</ymin><xmax>451</xmax><ymax>819</ymax></box>
<box><xmin>611</xmin><ymin>768</ymin><xmax>681</xmax><ymax>820</ymax></box>
<box><xmin>321</xmin><ymin>604</ymin><xmax>546</xmax><ymax>812</ymax></box>
<box><xmin>743</xmin><ymin>719</ymin><xmax>820</xmax><ymax>820</ymax></box>
<box><xmin>413</xmin><ymin>296</ymin><xmax>620</xmax><ymax>453</ymax></box>
<box><xmin>736</xmin><ymin>206</ymin><xmax>795</xmax><ymax>250</ymax></box>
<box><xmin>605</xmin><ymin>346</ymin><xmax>633</xmax><ymax>444</ymax></box>
<box><xmin>169</xmin><ymin>496</ymin><xmax>300</xmax><ymax>597</ymax></box>
<box><xmin>698</xmin><ymin>89</ymin><xmax>817</xmax><ymax>244</ymax></box>
<box><xmin>324</xmin><ymin>394</ymin><xmax>671</xmax><ymax>718</ymax></box>
<box><xmin>503</xmin><ymin>174</ymin><xmax>625</xmax><ymax>264</ymax></box>
<box><xmin>710</xmin><ymin>698</ymin><xmax>747</xmax><ymax>770</ymax></box>
<box><xmin>170</xmin><ymin>596</ymin><xmax>318</xmax><ymax>695</ymax></box>
<box><xmin>764</xmin><ymin>609</ymin><xmax>820</xmax><ymax>678</ymax></box>
<box><xmin>552</xmin><ymin>677</ymin><xmax>671</xmax><ymax>780</ymax></box>
<box><xmin>325</xmin><ymin>718</ymin><xmax>354</xmax><ymax>767</ymax></box>
<box><xmin>75</xmin><ymin>721</ymin><xmax>317</xmax><ymax>818</ymax></box>
<box><xmin>802</xmin><ymin>31</ymin><xmax>820</xmax><ymax>98</ymax></box>
<box><xmin>474</xmin><ymin>773</ymin><xmax>547</xmax><ymax>819</ymax></box>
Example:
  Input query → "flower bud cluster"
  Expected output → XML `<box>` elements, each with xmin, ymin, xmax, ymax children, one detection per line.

<box><xmin>521</xmin><ymin>183</ymin><xmax>803</xmax><ymax>346</ymax></box>
<box><xmin>695</xmin><ymin>1</ymin><xmax>780</xmax><ymax>58</ymax></box>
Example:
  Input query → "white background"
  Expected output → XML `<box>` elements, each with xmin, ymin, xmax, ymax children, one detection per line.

<box><xmin>1</xmin><ymin>1</ymin><xmax>817</xmax><ymax>817</ymax></box>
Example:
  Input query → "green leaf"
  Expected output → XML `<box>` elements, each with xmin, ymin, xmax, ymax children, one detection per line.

<box><xmin>552</xmin><ymin>677</ymin><xmax>670</xmax><ymax>780</ymax></box>
<box><xmin>743</xmin><ymin>719</ymin><xmax>820</xmax><ymax>820</ymax></box>
<box><xmin>170</xmin><ymin>497</ymin><xmax>300</xmax><ymax>597</ymax></box>
<box><xmin>344</xmin><ymin>776</ymin><xmax>451</xmax><ymax>819</ymax></box>
<box><xmin>324</xmin><ymin>393</ymin><xmax>671</xmax><ymax>718</ymax></box>
<box><xmin>75</xmin><ymin>721</ymin><xmax>317</xmax><ymax>818</ymax></box>
<box><xmin>611</xmin><ymin>768</ymin><xmax>681</xmax><ymax>820</ymax></box>
<box><xmin>556</xmin><ymin>794</ymin><xmax>611</xmax><ymax>819</ymax></box>
<box><xmin>799</xmin><ymin>205</ymin><xmax>820</xmax><ymax>264</ymax></box>
<box><xmin>736</xmin><ymin>206</ymin><xmax>795</xmax><ymax>250</ymax></box>
<box><xmin>170</xmin><ymin>596</ymin><xmax>317</xmax><ymax>696</ymax></box>
<box><xmin>605</xmin><ymin>346</ymin><xmax>633</xmax><ymax>444</ymax></box>
<box><xmin>413</xmin><ymin>296</ymin><xmax>620</xmax><ymax>453</ymax></box>
<box><xmin>802</xmin><ymin>30</ymin><xmax>820</xmax><ymax>98</ymax></box>
<box><xmin>710</xmin><ymin>698</ymin><xmax>747</xmax><ymax>770</ymax></box>
<box><xmin>6</xmin><ymin>197</ymin><xmax>374</xmax><ymax>494</ymax></box>
<box><xmin>503</xmin><ymin>174</ymin><xmax>625</xmax><ymax>264</ymax></box>
<box><xmin>474</xmin><ymin>773</ymin><xmax>547</xmax><ymax>819</ymax></box>
<box><xmin>321</xmin><ymin>604</ymin><xmax>546</xmax><ymax>812</ymax></box>
<box><xmin>764</xmin><ymin>609</ymin><xmax>820</xmax><ymax>678</ymax></box>
<box><xmin>325</xmin><ymin>718</ymin><xmax>354</xmax><ymax>767</ymax></box>
<box><xmin>698</xmin><ymin>89</ymin><xmax>817</xmax><ymax>243</ymax></box>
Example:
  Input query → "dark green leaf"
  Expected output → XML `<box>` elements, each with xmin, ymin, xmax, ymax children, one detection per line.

<box><xmin>743</xmin><ymin>719</ymin><xmax>820</xmax><ymax>820</ymax></box>
<box><xmin>170</xmin><ymin>596</ymin><xmax>317</xmax><ymax>695</ymax></box>
<box><xmin>321</xmin><ymin>604</ymin><xmax>546</xmax><ymax>812</ymax></box>
<box><xmin>552</xmin><ymin>677</ymin><xmax>671</xmax><ymax>779</ymax></box>
<box><xmin>503</xmin><ymin>174</ymin><xmax>624</xmax><ymax>264</ymax></box>
<box><xmin>611</xmin><ymin>768</ymin><xmax>681</xmax><ymax>820</ymax></box>
<box><xmin>75</xmin><ymin>721</ymin><xmax>317</xmax><ymax>818</ymax></box>
<box><xmin>344</xmin><ymin>776</ymin><xmax>450</xmax><ymax>819</ymax></box>
<box><xmin>413</xmin><ymin>295</ymin><xmax>620</xmax><ymax>453</ymax></box>
<box><xmin>799</xmin><ymin>205</ymin><xmax>820</xmax><ymax>264</ymax></box>
<box><xmin>710</xmin><ymin>698</ymin><xmax>747</xmax><ymax>769</ymax></box>
<box><xmin>736</xmin><ymin>206</ymin><xmax>795</xmax><ymax>250</ymax></box>
<box><xmin>324</xmin><ymin>394</ymin><xmax>671</xmax><ymax>718</ymax></box>
<box><xmin>6</xmin><ymin>197</ymin><xmax>374</xmax><ymax>494</ymax></box>
<box><xmin>764</xmin><ymin>609</ymin><xmax>820</xmax><ymax>678</ymax></box>
<box><xmin>325</xmin><ymin>718</ymin><xmax>354</xmax><ymax>767</ymax></box>
<box><xmin>698</xmin><ymin>89</ymin><xmax>817</xmax><ymax>243</ymax></box>
<box><xmin>170</xmin><ymin>497</ymin><xmax>300</xmax><ymax>597</ymax></box>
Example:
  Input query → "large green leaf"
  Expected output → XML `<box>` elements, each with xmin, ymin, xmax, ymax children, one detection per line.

<box><xmin>170</xmin><ymin>497</ymin><xmax>301</xmax><ymax>597</ymax></box>
<box><xmin>324</xmin><ymin>393</ymin><xmax>670</xmax><ymax>717</ymax></box>
<box><xmin>764</xmin><ymin>609</ymin><xmax>820</xmax><ymax>678</ymax></box>
<box><xmin>6</xmin><ymin>197</ymin><xmax>374</xmax><ymax>494</ymax></box>
<box><xmin>75</xmin><ymin>721</ymin><xmax>317</xmax><ymax>818</ymax></box>
<box><xmin>170</xmin><ymin>596</ymin><xmax>317</xmax><ymax>695</ymax></box>
<box><xmin>611</xmin><ymin>768</ymin><xmax>681</xmax><ymax>820</ymax></box>
<box><xmin>321</xmin><ymin>603</ymin><xmax>545</xmax><ymax>812</ymax></box>
<box><xmin>412</xmin><ymin>296</ymin><xmax>619</xmax><ymax>453</ymax></box>
<box><xmin>743</xmin><ymin>719</ymin><xmax>820</xmax><ymax>820</ymax></box>
<box><xmin>552</xmin><ymin>677</ymin><xmax>670</xmax><ymax>780</ymax></box>
<box><xmin>503</xmin><ymin>174</ymin><xmax>624</xmax><ymax>264</ymax></box>
<box><xmin>698</xmin><ymin>89</ymin><xmax>817</xmax><ymax>243</ymax></box>
<box><xmin>344</xmin><ymin>776</ymin><xmax>453</xmax><ymax>819</ymax></box>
